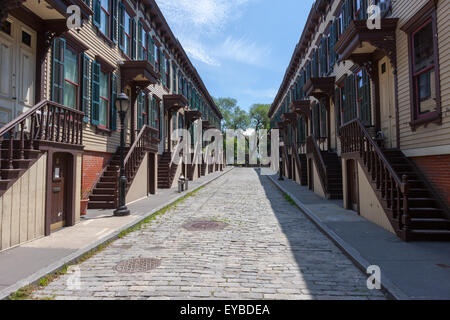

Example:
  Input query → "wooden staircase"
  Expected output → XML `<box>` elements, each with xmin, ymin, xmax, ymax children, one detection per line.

<box><xmin>88</xmin><ymin>126</ymin><xmax>157</xmax><ymax>209</ymax></box>
<box><xmin>0</xmin><ymin>100</ymin><xmax>84</xmax><ymax>197</ymax></box>
<box><xmin>321</xmin><ymin>151</ymin><xmax>343</xmax><ymax>200</ymax></box>
<box><xmin>341</xmin><ymin>119</ymin><xmax>450</xmax><ymax>241</ymax></box>
<box><xmin>200</xmin><ymin>163</ymin><xmax>206</xmax><ymax>176</ymax></box>
<box><xmin>158</xmin><ymin>152</ymin><xmax>178</xmax><ymax>189</ymax></box>
<box><xmin>382</xmin><ymin>149</ymin><xmax>450</xmax><ymax>241</ymax></box>
<box><xmin>306</xmin><ymin>135</ymin><xmax>343</xmax><ymax>200</ymax></box>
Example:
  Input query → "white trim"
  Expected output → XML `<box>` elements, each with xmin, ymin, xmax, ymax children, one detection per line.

<box><xmin>403</xmin><ymin>145</ymin><xmax>450</xmax><ymax>157</ymax></box>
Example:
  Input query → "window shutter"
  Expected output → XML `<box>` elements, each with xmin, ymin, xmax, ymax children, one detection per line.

<box><xmin>137</xmin><ymin>92</ymin><xmax>144</xmax><ymax>130</ymax></box>
<box><xmin>131</xmin><ymin>18</ymin><xmax>136</xmax><ymax>60</ymax></box>
<box><xmin>112</xmin><ymin>0</ymin><xmax>118</xmax><ymax>43</ymax></box>
<box><xmin>148</xmin><ymin>35</ymin><xmax>155</xmax><ymax>66</ymax></box>
<box><xmin>81</xmin><ymin>53</ymin><xmax>91</xmax><ymax>123</ymax></box>
<box><xmin>93</xmin><ymin>0</ymin><xmax>101</xmax><ymax>27</ymax></box>
<box><xmin>118</xmin><ymin>3</ymin><xmax>125</xmax><ymax>50</ymax></box>
<box><xmin>312</xmin><ymin>50</ymin><xmax>319</xmax><ymax>78</ymax></box>
<box><xmin>52</xmin><ymin>37</ymin><xmax>65</xmax><ymax>105</ymax></box>
<box><xmin>167</xmin><ymin>59</ymin><xmax>171</xmax><ymax>91</ymax></box>
<box><xmin>111</xmin><ymin>73</ymin><xmax>118</xmax><ymax>130</ymax></box>
<box><xmin>329</xmin><ymin>20</ymin><xmax>337</xmax><ymax>69</ymax></box>
<box><xmin>91</xmin><ymin>61</ymin><xmax>100</xmax><ymax>125</ymax></box>
<box><xmin>138</xmin><ymin>21</ymin><xmax>143</xmax><ymax>60</ymax></box>
<box><xmin>159</xmin><ymin>48</ymin><xmax>164</xmax><ymax>78</ymax></box>
<box><xmin>335</xmin><ymin>88</ymin><xmax>341</xmax><ymax>135</ymax></box>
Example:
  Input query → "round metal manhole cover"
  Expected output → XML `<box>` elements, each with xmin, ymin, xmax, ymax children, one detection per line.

<box><xmin>114</xmin><ymin>258</ymin><xmax>161</xmax><ymax>273</ymax></box>
<box><xmin>182</xmin><ymin>221</ymin><xmax>228</xmax><ymax>231</ymax></box>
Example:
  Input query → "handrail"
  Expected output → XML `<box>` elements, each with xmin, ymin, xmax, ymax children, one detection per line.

<box><xmin>340</xmin><ymin>119</ymin><xmax>410</xmax><ymax>232</ymax></box>
<box><xmin>307</xmin><ymin>134</ymin><xmax>328</xmax><ymax>194</ymax></box>
<box><xmin>340</xmin><ymin>119</ymin><xmax>406</xmax><ymax>191</ymax></box>
<box><xmin>0</xmin><ymin>100</ymin><xmax>84</xmax><ymax>170</ymax></box>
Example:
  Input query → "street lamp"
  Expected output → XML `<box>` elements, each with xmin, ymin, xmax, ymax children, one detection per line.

<box><xmin>114</xmin><ymin>93</ymin><xmax>131</xmax><ymax>217</ymax></box>
<box><xmin>279</xmin><ymin>141</ymin><xmax>284</xmax><ymax>181</ymax></box>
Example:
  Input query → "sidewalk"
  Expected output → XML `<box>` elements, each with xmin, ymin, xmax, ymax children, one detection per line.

<box><xmin>0</xmin><ymin>167</ymin><xmax>233</xmax><ymax>300</ymax></box>
<box><xmin>266</xmin><ymin>171</ymin><xmax>450</xmax><ymax>300</ymax></box>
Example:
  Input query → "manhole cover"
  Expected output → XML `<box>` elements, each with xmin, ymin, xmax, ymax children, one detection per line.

<box><xmin>182</xmin><ymin>221</ymin><xmax>228</xmax><ymax>231</ymax></box>
<box><xmin>114</xmin><ymin>258</ymin><xmax>161</xmax><ymax>273</ymax></box>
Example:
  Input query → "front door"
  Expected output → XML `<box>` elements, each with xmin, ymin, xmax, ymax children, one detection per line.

<box><xmin>347</xmin><ymin>159</ymin><xmax>359</xmax><ymax>212</ymax></box>
<box><xmin>379</xmin><ymin>57</ymin><xmax>396</xmax><ymax>148</ymax></box>
<box><xmin>51</xmin><ymin>153</ymin><xmax>69</xmax><ymax>231</ymax></box>
<box><xmin>0</xmin><ymin>16</ymin><xmax>36</xmax><ymax>127</ymax></box>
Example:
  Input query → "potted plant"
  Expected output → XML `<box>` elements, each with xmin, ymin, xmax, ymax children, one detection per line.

<box><xmin>80</xmin><ymin>191</ymin><xmax>90</xmax><ymax>216</ymax></box>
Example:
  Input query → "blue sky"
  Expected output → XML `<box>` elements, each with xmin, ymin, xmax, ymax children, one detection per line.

<box><xmin>156</xmin><ymin>0</ymin><xmax>315</xmax><ymax>112</ymax></box>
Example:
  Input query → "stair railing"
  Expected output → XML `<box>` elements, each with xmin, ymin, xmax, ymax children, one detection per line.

<box><xmin>0</xmin><ymin>100</ymin><xmax>84</xmax><ymax>168</ymax></box>
<box><xmin>291</xmin><ymin>133</ymin><xmax>304</xmax><ymax>183</ymax></box>
<box><xmin>340</xmin><ymin>119</ymin><xmax>410</xmax><ymax>232</ymax></box>
<box><xmin>124</xmin><ymin>125</ymin><xmax>154</xmax><ymax>185</ymax></box>
<box><xmin>307</xmin><ymin>134</ymin><xmax>328</xmax><ymax>195</ymax></box>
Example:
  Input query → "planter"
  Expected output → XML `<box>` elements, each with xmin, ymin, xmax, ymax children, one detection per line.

<box><xmin>80</xmin><ymin>199</ymin><xmax>89</xmax><ymax>216</ymax></box>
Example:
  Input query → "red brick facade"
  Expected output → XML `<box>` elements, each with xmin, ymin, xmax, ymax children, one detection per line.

<box><xmin>412</xmin><ymin>155</ymin><xmax>450</xmax><ymax>208</ymax></box>
<box><xmin>82</xmin><ymin>151</ymin><xmax>112</xmax><ymax>199</ymax></box>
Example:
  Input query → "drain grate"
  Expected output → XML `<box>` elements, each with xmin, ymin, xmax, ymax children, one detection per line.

<box><xmin>114</xmin><ymin>258</ymin><xmax>161</xmax><ymax>273</ymax></box>
<box><xmin>182</xmin><ymin>221</ymin><xmax>228</xmax><ymax>231</ymax></box>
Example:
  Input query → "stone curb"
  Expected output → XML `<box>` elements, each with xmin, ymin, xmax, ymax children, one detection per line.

<box><xmin>0</xmin><ymin>167</ymin><xmax>234</xmax><ymax>300</ymax></box>
<box><xmin>267</xmin><ymin>174</ymin><xmax>409</xmax><ymax>301</ymax></box>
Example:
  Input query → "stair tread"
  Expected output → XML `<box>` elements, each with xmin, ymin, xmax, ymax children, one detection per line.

<box><xmin>411</xmin><ymin>229</ymin><xmax>450</xmax><ymax>234</ymax></box>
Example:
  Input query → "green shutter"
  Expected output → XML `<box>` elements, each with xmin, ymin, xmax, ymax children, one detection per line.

<box><xmin>93</xmin><ymin>0</ymin><xmax>101</xmax><ymax>27</ymax></box>
<box><xmin>137</xmin><ymin>92</ymin><xmax>144</xmax><ymax>130</ymax></box>
<box><xmin>312</xmin><ymin>50</ymin><xmax>318</xmax><ymax>78</ymax></box>
<box><xmin>111</xmin><ymin>0</ymin><xmax>118</xmax><ymax>43</ymax></box>
<box><xmin>81</xmin><ymin>53</ymin><xmax>91</xmax><ymax>123</ymax></box>
<box><xmin>131</xmin><ymin>18</ymin><xmax>136</xmax><ymax>60</ymax></box>
<box><xmin>111</xmin><ymin>73</ymin><xmax>118</xmax><ymax>130</ymax></box>
<box><xmin>148</xmin><ymin>35</ymin><xmax>155</xmax><ymax>66</ymax></box>
<box><xmin>167</xmin><ymin>59</ymin><xmax>171</xmax><ymax>91</ymax></box>
<box><xmin>52</xmin><ymin>37</ymin><xmax>65</xmax><ymax>104</ymax></box>
<box><xmin>159</xmin><ymin>49</ymin><xmax>164</xmax><ymax>80</ymax></box>
<box><xmin>91</xmin><ymin>61</ymin><xmax>100</xmax><ymax>125</ymax></box>
<box><xmin>118</xmin><ymin>2</ymin><xmax>124</xmax><ymax>50</ymax></box>
<box><xmin>360</xmin><ymin>69</ymin><xmax>372</xmax><ymax>125</ymax></box>
<box><xmin>138</xmin><ymin>21</ymin><xmax>143</xmax><ymax>60</ymax></box>
<box><xmin>335</xmin><ymin>88</ymin><xmax>341</xmax><ymax>135</ymax></box>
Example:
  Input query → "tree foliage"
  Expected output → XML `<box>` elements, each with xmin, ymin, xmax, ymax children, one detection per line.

<box><xmin>249</xmin><ymin>104</ymin><xmax>270</xmax><ymax>131</ymax></box>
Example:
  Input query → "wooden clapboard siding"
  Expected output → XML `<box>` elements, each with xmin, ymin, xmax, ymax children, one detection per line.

<box><xmin>395</xmin><ymin>0</ymin><xmax>450</xmax><ymax>152</ymax></box>
<box><xmin>0</xmin><ymin>153</ymin><xmax>47</xmax><ymax>251</ymax></box>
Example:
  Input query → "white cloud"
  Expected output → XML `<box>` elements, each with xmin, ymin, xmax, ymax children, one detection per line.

<box><xmin>217</xmin><ymin>36</ymin><xmax>271</xmax><ymax>67</ymax></box>
<box><xmin>181</xmin><ymin>39</ymin><xmax>221</xmax><ymax>66</ymax></box>
<box><xmin>156</xmin><ymin>0</ymin><xmax>251</xmax><ymax>35</ymax></box>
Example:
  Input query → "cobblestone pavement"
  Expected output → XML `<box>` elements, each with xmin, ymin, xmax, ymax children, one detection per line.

<box><xmin>32</xmin><ymin>168</ymin><xmax>386</xmax><ymax>300</ymax></box>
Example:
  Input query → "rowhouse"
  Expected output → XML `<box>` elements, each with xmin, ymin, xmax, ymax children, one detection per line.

<box><xmin>269</xmin><ymin>0</ymin><xmax>450</xmax><ymax>241</ymax></box>
<box><xmin>0</xmin><ymin>0</ymin><xmax>223</xmax><ymax>251</ymax></box>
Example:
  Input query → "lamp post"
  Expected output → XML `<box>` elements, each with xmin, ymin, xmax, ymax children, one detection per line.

<box><xmin>279</xmin><ymin>141</ymin><xmax>284</xmax><ymax>181</ymax></box>
<box><xmin>114</xmin><ymin>93</ymin><xmax>131</xmax><ymax>217</ymax></box>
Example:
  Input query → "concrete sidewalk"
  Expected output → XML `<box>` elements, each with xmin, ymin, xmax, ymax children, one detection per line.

<box><xmin>0</xmin><ymin>168</ymin><xmax>233</xmax><ymax>300</ymax></box>
<box><xmin>266</xmin><ymin>171</ymin><xmax>450</xmax><ymax>300</ymax></box>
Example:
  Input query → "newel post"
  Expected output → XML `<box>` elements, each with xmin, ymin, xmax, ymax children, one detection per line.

<box><xmin>401</xmin><ymin>175</ymin><xmax>411</xmax><ymax>241</ymax></box>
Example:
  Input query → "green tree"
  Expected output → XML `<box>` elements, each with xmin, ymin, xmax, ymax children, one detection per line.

<box><xmin>214</xmin><ymin>97</ymin><xmax>250</xmax><ymax>131</ymax></box>
<box><xmin>232</xmin><ymin>107</ymin><xmax>251</xmax><ymax>131</ymax></box>
<box><xmin>249</xmin><ymin>104</ymin><xmax>270</xmax><ymax>131</ymax></box>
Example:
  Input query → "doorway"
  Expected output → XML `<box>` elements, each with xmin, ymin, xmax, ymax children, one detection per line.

<box><xmin>308</xmin><ymin>159</ymin><xmax>314</xmax><ymax>191</ymax></box>
<box><xmin>0</xmin><ymin>16</ymin><xmax>36</xmax><ymax>127</ymax></box>
<box><xmin>148</xmin><ymin>152</ymin><xmax>156</xmax><ymax>195</ymax></box>
<box><xmin>379</xmin><ymin>57</ymin><xmax>397</xmax><ymax>148</ymax></box>
<box><xmin>50</xmin><ymin>153</ymin><xmax>69</xmax><ymax>231</ymax></box>
<box><xmin>346</xmin><ymin>159</ymin><xmax>359</xmax><ymax>212</ymax></box>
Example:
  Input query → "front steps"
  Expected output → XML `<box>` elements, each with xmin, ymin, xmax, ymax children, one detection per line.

<box><xmin>321</xmin><ymin>151</ymin><xmax>343</xmax><ymax>200</ymax></box>
<box><xmin>158</xmin><ymin>152</ymin><xmax>178</xmax><ymax>189</ymax></box>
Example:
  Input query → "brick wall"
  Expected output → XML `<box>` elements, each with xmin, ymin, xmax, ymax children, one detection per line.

<box><xmin>412</xmin><ymin>155</ymin><xmax>450</xmax><ymax>208</ymax></box>
<box><xmin>82</xmin><ymin>151</ymin><xmax>112</xmax><ymax>198</ymax></box>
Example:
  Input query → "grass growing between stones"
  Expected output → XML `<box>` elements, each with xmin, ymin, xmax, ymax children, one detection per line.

<box><xmin>283</xmin><ymin>193</ymin><xmax>297</xmax><ymax>206</ymax></box>
<box><xmin>8</xmin><ymin>185</ymin><xmax>206</xmax><ymax>301</ymax></box>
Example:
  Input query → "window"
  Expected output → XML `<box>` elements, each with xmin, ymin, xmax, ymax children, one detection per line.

<box><xmin>1</xmin><ymin>21</ymin><xmax>11</xmax><ymax>35</ymax></box>
<box><xmin>63</xmin><ymin>46</ymin><xmax>79</xmax><ymax>109</ymax></box>
<box><xmin>166</xmin><ymin>57</ymin><xmax>171</xmax><ymax>90</ymax></box>
<box><xmin>356</xmin><ymin>69</ymin><xmax>371</xmax><ymax>125</ymax></box>
<box><xmin>119</xmin><ymin>3</ymin><xmax>135</xmax><ymax>58</ymax></box>
<box><xmin>137</xmin><ymin>91</ymin><xmax>146</xmax><ymax>130</ymax></box>
<box><xmin>99</xmin><ymin>69</ymin><xmax>109</xmax><ymax>127</ymax></box>
<box><xmin>100</xmin><ymin>0</ymin><xmax>110</xmax><ymax>36</ymax></box>
<box><xmin>138</xmin><ymin>21</ymin><xmax>147</xmax><ymax>60</ymax></box>
<box><xmin>342</xmin><ymin>74</ymin><xmax>357</xmax><ymax>124</ymax></box>
<box><xmin>403</xmin><ymin>1</ymin><xmax>441</xmax><ymax>128</ymax></box>
<box><xmin>412</xmin><ymin>21</ymin><xmax>435</xmax><ymax>116</ymax></box>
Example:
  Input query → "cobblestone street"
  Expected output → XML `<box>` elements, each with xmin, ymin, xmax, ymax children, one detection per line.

<box><xmin>32</xmin><ymin>168</ymin><xmax>386</xmax><ymax>300</ymax></box>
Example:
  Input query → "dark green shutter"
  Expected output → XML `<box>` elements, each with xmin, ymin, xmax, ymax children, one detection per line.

<box><xmin>329</xmin><ymin>20</ymin><xmax>337</xmax><ymax>69</ymax></box>
<box><xmin>138</xmin><ymin>21</ymin><xmax>143</xmax><ymax>60</ymax></box>
<box><xmin>137</xmin><ymin>92</ymin><xmax>144</xmax><ymax>130</ymax></box>
<box><xmin>131</xmin><ymin>18</ymin><xmax>136</xmax><ymax>60</ymax></box>
<box><xmin>111</xmin><ymin>0</ymin><xmax>118</xmax><ymax>43</ymax></box>
<box><xmin>93</xmin><ymin>0</ymin><xmax>101</xmax><ymax>27</ymax></box>
<box><xmin>320</xmin><ymin>102</ymin><xmax>327</xmax><ymax>137</ymax></box>
<box><xmin>360</xmin><ymin>69</ymin><xmax>372</xmax><ymax>125</ymax></box>
<box><xmin>148</xmin><ymin>35</ymin><xmax>155</xmax><ymax>66</ymax></box>
<box><xmin>81</xmin><ymin>53</ymin><xmax>91</xmax><ymax>123</ymax></box>
<box><xmin>312</xmin><ymin>50</ymin><xmax>319</xmax><ymax>78</ymax></box>
<box><xmin>335</xmin><ymin>88</ymin><xmax>341</xmax><ymax>135</ymax></box>
<box><xmin>91</xmin><ymin>61</ymin><xmax>100</xmax><ymax>125</ymax></box>
<box><xmin>111</xmin><ymin>73</ymin><xmax>118</xmax><ymax>130</ymax></box>
<box><xmin>118</xmin><ymin>2</ymin><xmax>124</xmax><ymax>50</ymax></box>
<box><xmin>159</xmin><ymin>49</ymin><xmax>164</xmax><ymax>80</ymax></box>
<box><xmin>52</xmin><ymin>37</ymin><xmax>65</xmax><ymax>104</ymax></box>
